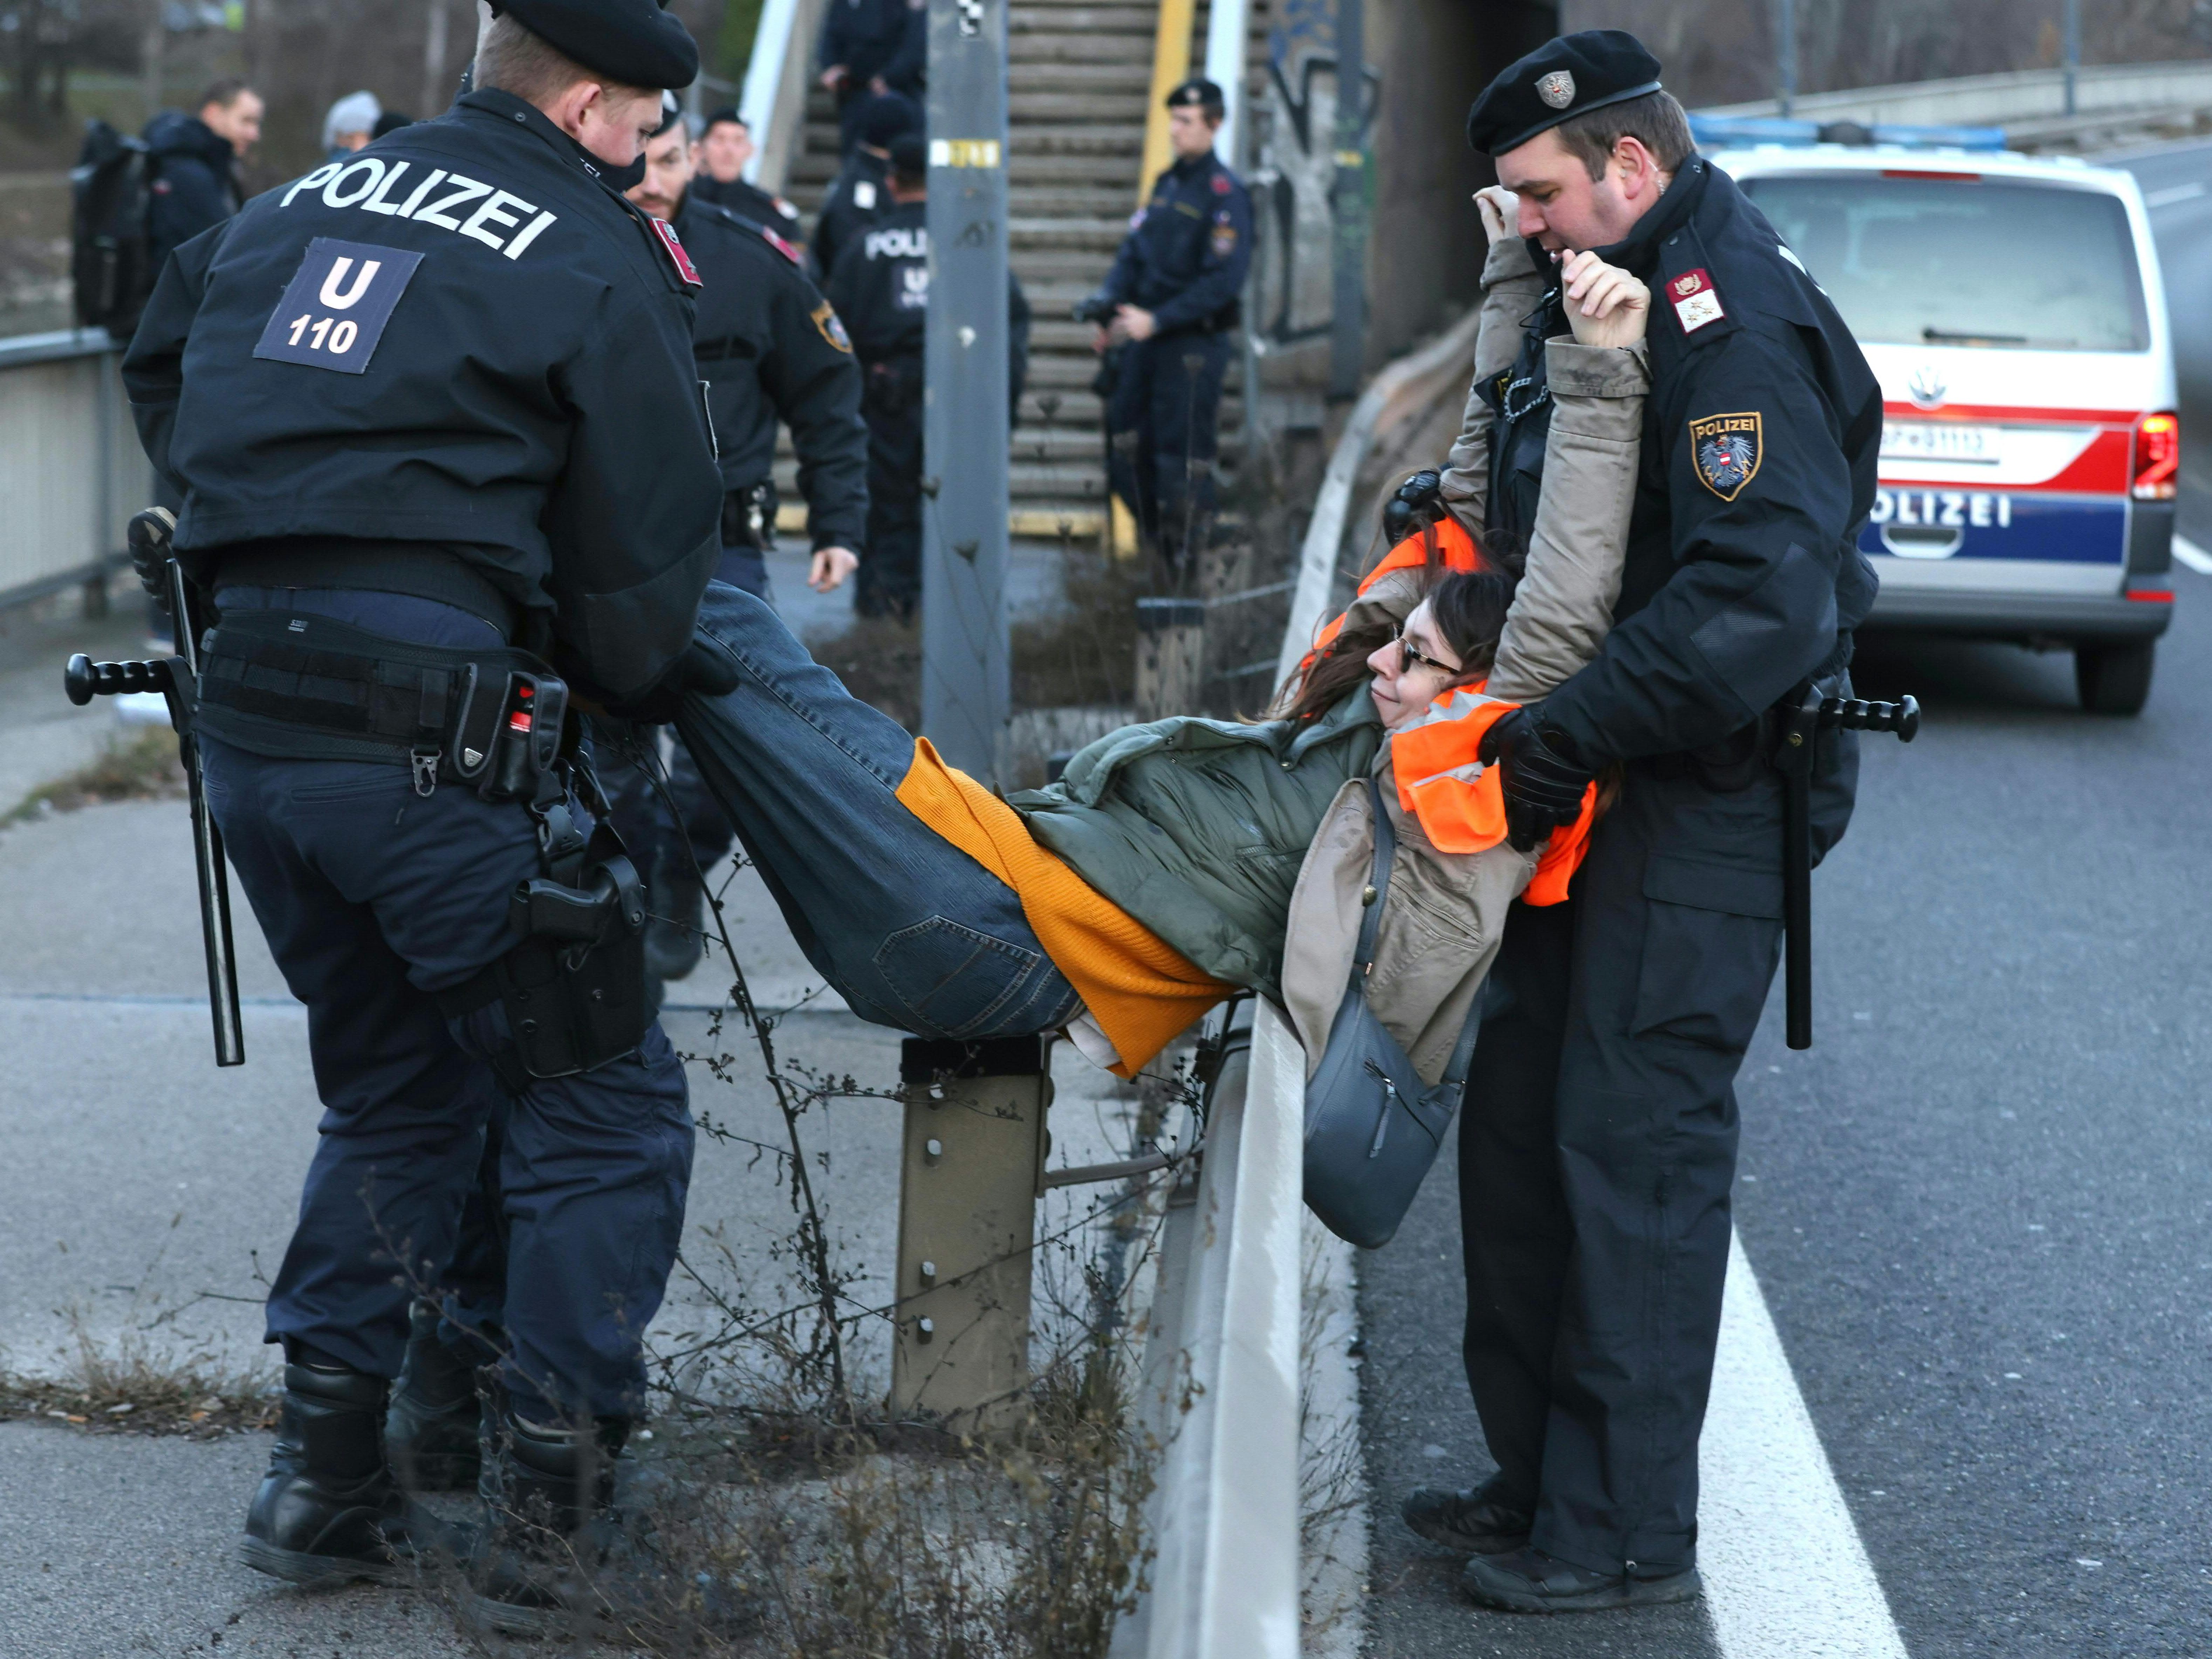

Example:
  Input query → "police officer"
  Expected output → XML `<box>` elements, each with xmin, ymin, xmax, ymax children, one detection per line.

<box><xmin>120</xmin><ymin>0</ymin><xmax>732</xmax><ymax>1626</ymax></box>
<box><xmin>817</xmin><ymin>0</ymin><xmax>925</xmax><ymax>156</ymax></box>
<box><xmin>619</xmin><ymin>99</ymin><xmax>868</xmax><ymax>982</ymax></box>
<box><xmin>1396</xmin><ymin>32</ymin><xmax>1880</xmax><ymax>1614</ymax></box>
<box><xmin>827</xmin><ymin>132</ymin><xmax>1030</xmax><ymax>620</ymax></box>
<box><xmin>1086</xmin><ymin>77</ymin><xmax>1251</xmax><ymax>572</ymax></box>
<box><xmin>687</xmin><ymin>105</ymin><xmax>804</xmax><ymax>235</ymax></box>
<box><xmin>810</xmin><ymin>91</ymin><xmax>919</xmax><ymax>288</ymax></box>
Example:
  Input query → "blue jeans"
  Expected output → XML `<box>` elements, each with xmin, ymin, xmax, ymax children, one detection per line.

<box><xmin>672</xmin><ymin>582</ymin><xmax>1078</xmax><ymax>1038</ymax></box>
<box><xmin>200</xmin><ymin>588</ymin><xmax>693</xmax><ymax>1419</ymax></box>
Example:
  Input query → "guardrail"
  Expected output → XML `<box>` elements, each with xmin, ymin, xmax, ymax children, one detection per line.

<box><xmin>0</xmin><ymin>329</ymin><xmax>150</xmax><ymax>614</ymax></box>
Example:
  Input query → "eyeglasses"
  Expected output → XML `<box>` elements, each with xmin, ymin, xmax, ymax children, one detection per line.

<box><xmin>1390</xmin><ymin>622</ymin><xmax>1462</xmax><ymax>678</ymax></box>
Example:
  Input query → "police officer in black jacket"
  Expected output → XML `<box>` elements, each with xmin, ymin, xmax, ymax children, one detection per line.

<box><xmin>817</xmin><ymin>0</ymin><xmax>925</xmax><ymax>155</ymax></box>
<box><xmin>1086</xmin><ymin>77</ymin><xmax>1251</xmax><ymax>571</ymax></box>
<box><xmin>827</xmin><ymin>133</ymin><xmax>1030</xmax><ymax>619</ymax></box>
<box><xmin>686</xmin><ymin>105</ymin><xmax>804</xmax><ymax>236</ymax></box>
<box><xmin>1394</xmin><ymin>34</ymin><xmax>1881</xmax><ymax>1617</ymax></box>
<box><xmin>616</xmin><ymin>100</ymin><xmax>867</xmax><ymax>982</ymax></box>
<box><xmin>121</xmin><ymin>0</ymin><xmax>730</xmax><ymax>1624</ymax></box>
<box><xmin>809</xmin><ymin>91</ymin><xmax>918</xmax><ymax>288</ymax></box>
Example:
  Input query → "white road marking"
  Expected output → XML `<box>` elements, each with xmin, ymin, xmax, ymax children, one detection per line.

<box><xmin>2171</xmin><ymin>535</ymin><xmax>2212</xmax><ymax>575</ymax></box>
<box><xmin>2143</xmin><ymin>180</ymin><xmax>2207</xmax><ymax>208</ymax></box>
<box><xmin>1701</xmin><ymin>1230</ymin><xmax>1911</xmax><ymax>1659</ymax></box>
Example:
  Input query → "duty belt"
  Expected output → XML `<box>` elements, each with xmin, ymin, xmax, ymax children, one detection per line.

<box><xmin>195</xmin><ymin>608</ymin><xmax>566</xmax><ymax>798</ymax></box>
<box><xmin>720</xmin><ymin>482</ymin><xmax>776</xmax><ymax>551</ymax></box>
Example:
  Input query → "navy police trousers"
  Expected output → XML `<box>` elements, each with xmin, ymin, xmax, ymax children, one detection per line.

<box><xmin>200</xmin><ymin>589</ymin><xmax>693</xmax><ymax>1421</ymax></box>
<box><xmin>1105</xmin><ymin>329</ymin><xmax>1230</xmax><ymax>562</ymax></box>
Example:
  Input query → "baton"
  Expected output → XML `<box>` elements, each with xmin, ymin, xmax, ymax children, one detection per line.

<box><xmin>1773</xmin><ymin>684</ymin><xmax>1919</xmax><ymax>1051</ymax></box>
<box><xmin>63</xmin><ymin>547</ymin><xmax>245</xmax><ymax>1067</ymax></box>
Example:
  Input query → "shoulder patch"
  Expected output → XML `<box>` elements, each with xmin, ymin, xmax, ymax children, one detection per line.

<box><xmin>648</xmin><ymin>217</ymin><xmax>702</xmax><ymax>288</ymax></box>
<box><xmin>1212</xmin><ymin>172</ymin><xmax>1231</xmax><ymax>195</ymax></box>
<box><xmin>1690</xmin><ymin>412</ymin><xmax>1762</xmax><ymax>501</ymax></box>
<box><xmin>1667</xmin><ymin>267</ymin><xmax>1724</xmax><ymax>334</ymax></box>
<box><xmin>811</xmin><ymin>300</ymin><xmax>853</xmax><ymax>353</ymax></box>
<box><xmin>760</xmin><ymin>223</ymin><xmax>803</xmax><ymax>265</ymax></box>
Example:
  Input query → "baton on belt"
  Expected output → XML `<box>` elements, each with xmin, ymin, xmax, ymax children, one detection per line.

<box><xmin>64</xmin><ymin>517</ymin><xmax>245</xmax><ymax>1067</ymax></box>
<box><xmin>1773</xmin><ymin>683</ymin><xmax>1919</xmax><ymax>1051</ymax></box>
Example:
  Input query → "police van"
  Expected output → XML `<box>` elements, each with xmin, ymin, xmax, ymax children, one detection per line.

<box><xmin>1706</xmin><ymin>138</ymin><xmax>2176</xmax><ymax>714</ymax></box>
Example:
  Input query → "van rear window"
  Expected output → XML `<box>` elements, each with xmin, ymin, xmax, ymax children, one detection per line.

<box><xmin>1738</xmin><ymin>175</ymin><xmax>2149</xmax><ymax>352</ymax></box>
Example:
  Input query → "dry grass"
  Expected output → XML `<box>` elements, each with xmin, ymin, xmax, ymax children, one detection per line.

<box><xmin>6</xmin><ymin>726</ymin><xmax>186</xmax><ymax>824</ymax></box>
<box><xmin>0</xmin><ymin>1305</ymin><xmax>276</xmax><ymax>1440</ymax></box>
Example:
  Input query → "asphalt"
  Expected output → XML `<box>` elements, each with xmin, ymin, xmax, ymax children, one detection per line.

<box><xmin>1358</xmin><ymin>139</ymin><xmax>2212</xmax><ymax>1659</ymax></box>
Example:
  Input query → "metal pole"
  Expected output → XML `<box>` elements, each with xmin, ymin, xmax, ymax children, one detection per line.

<box><xmin>1777</xmin><ymin>0</ymin><xmax>1797</xmax><ymax>117</ymax></box>
<box><xmin>1327</xmin><ymin>0</ymin><xmax>1367</xmax><ymax>402</ymax></box>
<box><xmin>2063</xmin><ymin>0</ymin><xmax>2081</xmax><ymax>117</ymax></box>
<box><xmin>921</xmin><ymin>0</ymin><xmax>1012</xmax><ymax>781</ymax></box>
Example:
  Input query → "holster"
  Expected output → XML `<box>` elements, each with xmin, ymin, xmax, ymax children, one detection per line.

<box><xmin>720</xmin><ymin>481</ymin><xmax>777</xmax><ymax>552</ymax></box>
<box><xmin>438</xmin><ymin>807</ymin><xmax>653</xmax><ymax>1085</ymax></box>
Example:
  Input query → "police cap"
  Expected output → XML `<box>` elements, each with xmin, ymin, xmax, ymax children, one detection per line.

<box><xmin>492</xmin><ymin>0</ymin><xmax>699</xmax><ymax>91</ymax></box>
<box><xmin>856</xmin><ymin>91</ymin><xmax>922</xmax><ymax>148</ymax></box>
<box><xmin>889</xmin><ymin>132</ymin><xmax>928</xmax><ymax>183</ymax></box>
<box><xmin>1165</xmin><ymin>77</ymin><xmax>1225</xmax><ymax>117</ymax></box>
<box><xmin>1463</xmin><ymin>30</ymin><xmax>1662</xmax><ymax>157</ymax></box>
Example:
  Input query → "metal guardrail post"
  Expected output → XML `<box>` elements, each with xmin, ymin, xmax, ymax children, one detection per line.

<box><xmin>889</xmin><ymin>1036</ymin><xmax>1052</xmax><ymax>1432</ymax></box>
<box><xmin>1135</xmin><ymin>596</ymin><xmax>1205</xmax><ymax>720</ymax></box>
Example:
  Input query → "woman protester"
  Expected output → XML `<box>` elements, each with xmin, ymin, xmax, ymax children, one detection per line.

<box><xmin>651</xmin><ymin>207</ymin><xmax>1650</xmax><ymax>1089</ymax></box>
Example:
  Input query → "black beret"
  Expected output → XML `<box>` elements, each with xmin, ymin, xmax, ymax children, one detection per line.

<box><xmin>493</xmin><ymin>0</ymin><xmax>699</xmax><ymax>91</ymax></box>
<box><xmin>856</xmin><ymin>91</ymin><xmax>922</xmax><ymax>148</ymax></box>
<box><xmin>1464</xmin><ymin>30</ymin><xmax>1663</xmax><ymax>156</ymax></box>
<box><xmin>1165</xmin><ymin>76</ymin><xmax>1224</xmax><ymax>112</ymax></box>
<box><xmin>651</xmin><ymin>91</ymin><xmax>685</xmax><ymax>137</ymax></box>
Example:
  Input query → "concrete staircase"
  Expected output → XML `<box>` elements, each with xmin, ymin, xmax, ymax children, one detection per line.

<box><xmin>778</xmin><ymin>0</ymin><xmax>1266</xmax><ymax>537</ymax></box>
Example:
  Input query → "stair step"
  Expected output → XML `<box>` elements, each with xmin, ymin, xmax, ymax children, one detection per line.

<box><xmin>1010</xmin><ymin>216</ymin><xmax>1132</xmax><ymax>252</ymax></box>
<box><xmin>1008</xmin><ymin>184</ymin><xmax>1144</xmax><ymax>216</ymax></box>
<box><xmin>1007</xmin><ymin>60</ymin><xmax>1154</xmax><ymax>93</ymax></box>
<box><xmin>1011</xmin><ymin>4</ymin><xmax>1159</xmax><ymax>28</ymax></box>
<box><xmin>1010</xmin><ymin>31</ymin><xmax>1153</xmax><ymax>62</ymax></box>
<box><xmin>1011</xmin><ymin>90</ymin><xmax>1149</xmax><ymax>122</ymax></box>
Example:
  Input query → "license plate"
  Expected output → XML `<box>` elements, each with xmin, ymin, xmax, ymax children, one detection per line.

<box><xmin>1881</xmin><ymin>421</ymin><xmax>2002</xmax><ymax>465</ymax></box>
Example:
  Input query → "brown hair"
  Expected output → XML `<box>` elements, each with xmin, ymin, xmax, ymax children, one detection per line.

<box><xmin>1552</xmin><ymin>88</ymin><xmax>1694</xmax><ymax>182</ymax></box>
<box><xmin>475</xmin><ymin>15</ymin><xmax>656</xmax><ymax>109</ymax></box>
<box><xmin>1272</xmin><ymin>529</ymin><xmax>1526</xmax><ymax>726</ymax></box>
<box><xmin>199</xmin><ymin>76</ymin><xmax>254</xmax><ymax>111</ymax></box>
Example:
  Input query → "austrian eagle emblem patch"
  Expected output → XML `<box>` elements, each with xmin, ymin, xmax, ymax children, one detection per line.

<box><xmin>1690</xmin><ymin>412</ymin><xmax>1762</xmax><ymax>501</ymax></box>
<box><xmin>1536</xmin><ymin>70</ymin><xmax>1576</xmax><ymax>109</ymax></box>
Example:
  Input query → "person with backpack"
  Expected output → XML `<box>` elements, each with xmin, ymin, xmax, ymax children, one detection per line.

<box><xmin>145</xmin><ymin>78</ymin><xmax>262</xmax><ymax>290</ymax></box>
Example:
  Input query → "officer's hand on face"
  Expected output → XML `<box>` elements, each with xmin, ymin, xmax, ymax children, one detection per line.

<box><xmin>809</xmin><ymin>546</ymin><xmax>859</xmax><ymax>592</ymax></box>
<box><xmin>1478</xmin><ymin>704</ymin><xmax>1595</xmax><ymax>854</ymax></box>
<box><xmin>1109</xmin><ymin>305</ymin><xmax>1157</xmax><ymax>345</ymax></box>
<box><xmin>821</xmin><ymin>65</ymin><xmax>848</xmax><ymax>91</ymax></box>
<box><xmin>1474</xmin><ymin>186</ymin><xmax>1519</xmax><ymax>246</ymax></box>
<box><xmin>1559</xmin><ymin>251</ymin><xmax>1650</xmax><ymax>350</ymax></box>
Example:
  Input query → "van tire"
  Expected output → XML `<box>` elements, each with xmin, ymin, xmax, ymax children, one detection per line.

<box><xmin>2075</xmin><ymin>640</ymin><xmax>2155</xmax><ymax>715</ymax></box>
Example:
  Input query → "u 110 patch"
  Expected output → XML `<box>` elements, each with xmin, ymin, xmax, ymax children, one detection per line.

<box><xmin>252</xmin><ymin>237</ymin><xmax>424</xmax><ymax>375</ymax></box>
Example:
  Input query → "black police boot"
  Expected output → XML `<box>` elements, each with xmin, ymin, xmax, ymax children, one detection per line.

<box><xmin>1400</xmin><ymin>1472</ymin><xmax>1534</xmax><ymax>1555</ymax></box>
<box><xmin>240</xmin><ymin>1356</ymin><xmax>457</xmax><ymax>1587</ymax></box>
<box><xmin>384</xmin><ymin>1301</ymin><xmax>489</xmax><ymax>1492</ymax></box>
<box><xmin>467</xmin><ymin>1405</ymin><xmax>635</xmax><ymax>1637</ymax></box>
<box><xmin>643</xmin><ymin>855</ymin><xmax>705</xmax><ymax>983</ymax></box>
<box><xmin>1459</xmin><ymin>1545</ymin><xmax>1702</xmax><ymax>1615</ymax></box>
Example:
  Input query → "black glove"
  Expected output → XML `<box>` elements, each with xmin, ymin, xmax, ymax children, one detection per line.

<box><xmin>599</xmin><ymin>637</ymin><xmax>740</xmax><ymax>726</ymax></box>
<box><xmin>1479</xmin><ymin>704</ymin><xmax>1595</xmax><ymax>853</ymax></box>
<box><xmin>127</xmin><ymin>506</ymin><xmax>177</xmax><ymax>606</ymax></box>
<box><xmin>1381</xmin><ymin>469</ymin><xmax>1443</xmax><ymax>548</ymax></box>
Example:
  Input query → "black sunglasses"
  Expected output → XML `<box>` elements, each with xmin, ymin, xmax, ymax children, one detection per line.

<box><xmin>1390</xmin><ymin>621</ymin><xmax>1462</xmax><ymax>678</ymax></box>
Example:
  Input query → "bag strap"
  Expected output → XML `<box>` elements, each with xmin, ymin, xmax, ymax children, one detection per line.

<box><xmin>1351</xmin><ymin>772</ymin><xmax>1398</xmax><ymax>978</ymax></box>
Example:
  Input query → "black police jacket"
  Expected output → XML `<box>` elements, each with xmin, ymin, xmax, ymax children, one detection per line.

<box><xmin>824</xmin><ymin>199</ymin><xmax>1032</xmax><ymax>412</ymax></box>
<box><xmin>144</xmin><ymin>111</ymin><xmax>241</xmax><ymax>282</ymax></box>
<box><xmin>690</xmin><ymin>171</ymin><xmax>803</xmax><ymax>234</ymax></box>
<box><xmin>1532</xmin><ymin>157</ymin><xmax>1882</xmax><ymax>763</ymax></box>
<box><xmin>809</xmin><ymin>148</ymin><xmax>890</xmax><ymax>289</ymax></box>
<box><xmin>1095</xmin><ymin>150</ymin><xmax>1252</xmax><ymax>335</ymax></box>
<box><xmin>675</xmin><ymin>192</ymin><xmax>868</xmax><ymax>552</ymax></box>
<box><xmin>122</xmin><ymin>89</ymin><xmax>722</xmax><ymax>700</ymax></box>
<box><xmin>818</xmin><ymin>0</ymin><xmax>925</xmax><ymax>91</ymax></box>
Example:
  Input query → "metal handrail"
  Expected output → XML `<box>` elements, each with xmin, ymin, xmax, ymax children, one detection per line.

<box><xmin>740</xmin><ymin>0</ymin><xmax>830</xmax><ymax>194</ymax></box>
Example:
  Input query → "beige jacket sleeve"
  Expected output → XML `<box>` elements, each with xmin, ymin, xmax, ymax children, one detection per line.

<box><xmin>1484</xmin><ymin>335</ymin><xmax>1651</xmax><ymax>702</ymax></box>
<box><xmin>1438</xmin><ymin>236</ymin><xmax>1546</xmax><ymax>531</ymax></box>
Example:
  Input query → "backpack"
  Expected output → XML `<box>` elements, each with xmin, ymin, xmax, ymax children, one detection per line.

<box><xmin>71</xmin><ymin>118</ymin><xmax>153</xmax><ymax>335</ymax></box>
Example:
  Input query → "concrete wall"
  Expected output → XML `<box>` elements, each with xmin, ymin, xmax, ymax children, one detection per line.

<box><xmin>1365</xmin><ymin>0</ymin><xmax>1557</xmax><ymax>365</ymax></box>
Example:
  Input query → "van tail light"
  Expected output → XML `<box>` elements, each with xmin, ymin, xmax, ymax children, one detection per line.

<box><xmin>2132</xmin><ymin>412</ymin><xmax>2179</xmax><ymax>501</ymax></box>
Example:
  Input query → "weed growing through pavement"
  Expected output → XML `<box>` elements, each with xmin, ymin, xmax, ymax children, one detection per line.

<box><xmin>4</xmin><ymin>725</ymin><xmax>185</xmax><ymax>824</ymax></box>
